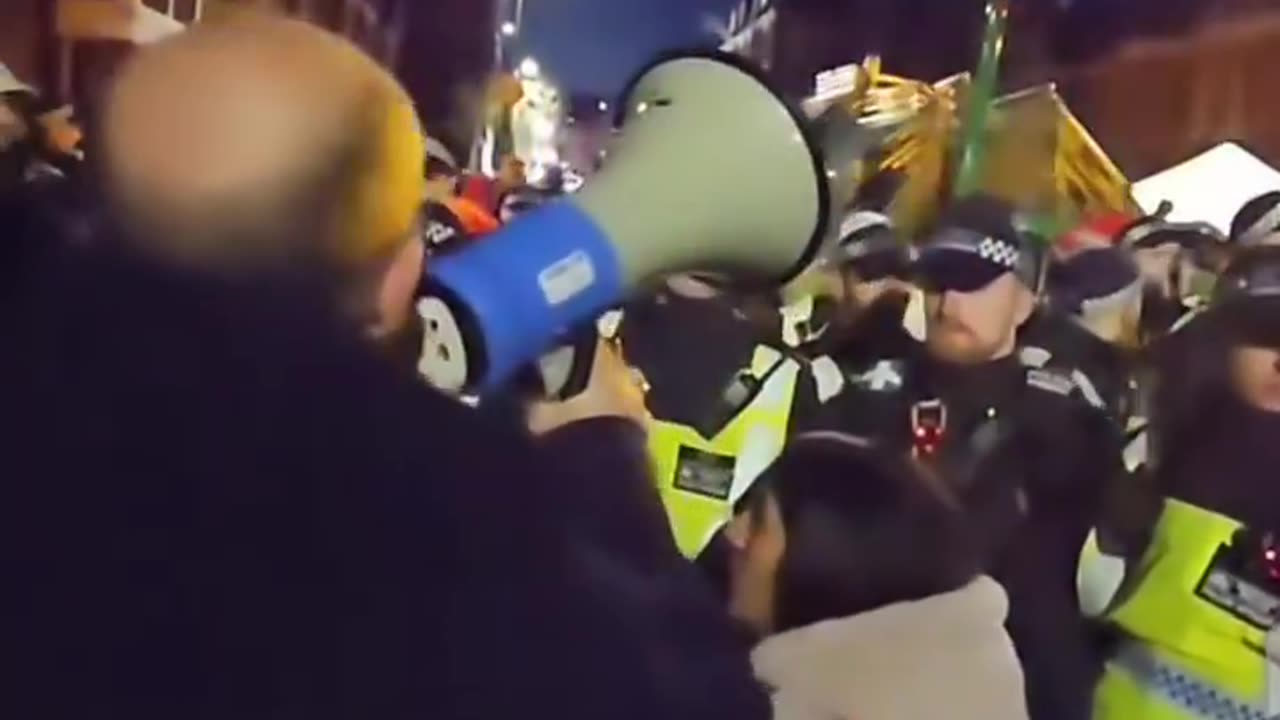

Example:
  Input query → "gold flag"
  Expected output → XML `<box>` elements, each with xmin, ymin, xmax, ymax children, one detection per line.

<box><xmin>825</xmin><ymin>57</ymin><xmax>1138</xmax><ymax>238</ymax></box>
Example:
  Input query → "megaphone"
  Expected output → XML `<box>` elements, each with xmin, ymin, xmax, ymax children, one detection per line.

<box><xmin>418</xmin><ymin>51</ymin><xmax>831</xmax><ymax>394</ymax></box>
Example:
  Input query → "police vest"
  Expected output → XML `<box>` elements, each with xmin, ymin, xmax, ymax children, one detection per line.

<box><xmin>1094</xmin><ymin>499</ymin><xmax>1280</xmax><ymax>720</ymax></box>
<box><xmin>650</xmin><ymin>345</ymin><xmax>801</xmax><ymax>559</ymax></box>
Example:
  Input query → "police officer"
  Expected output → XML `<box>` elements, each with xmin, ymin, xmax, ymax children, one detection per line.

<box><xmin>1027</xmin><ymin>243</ymin><xmax>1145</xmax><ymax>424</ymax></box>
<box><xmin>1230</xmin><ymin>190</ymin><xmax>1280</xmax><ymax>248</ymax></box>
<box><xmin>1086</xmin><ymin>245</ymin><xmax>1280</xmax><ymax>720</ymax></box>
<box><xmin>795</xmin><ymin>203</ymin><xmax>919</xmax><ymax>363</ymax></box>
<box><xmin>801</xmin><ymin>195</ymin><xmax>1123</xmax><ymax>720</ymax></box>
<box><xmin>1119</xmin><ymin>216</ymin><xmax>1229</xmax><ymax>340</ymax></box>
<box><xmin>631</xmin><ymin>176</ymin><xmax>914</xmax><ymax>559</ymax></box>
<box><xmin>621</xmin><ymin>277</ymin><xmax>812</xmax><ymax>558</ymax></box>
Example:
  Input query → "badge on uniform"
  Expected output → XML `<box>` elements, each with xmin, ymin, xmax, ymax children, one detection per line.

<box><xmin>849</xmin><ymin>360</ymin><xmax>905</xmax><ymax>393</ymax></box>
<box><xmin>673</xmin><ymin>445</ymin><xmax>736</xmax><ymax>500</ymax></box>
<box><xmin>1026</xmin><ymin>368</ymin><xmax>1076</xmax><ymax>398</ymax></box>
<box><xmin>911</xmin><ymin>399</ymin><xmax>947</xmax><ymax>460</ymax></box>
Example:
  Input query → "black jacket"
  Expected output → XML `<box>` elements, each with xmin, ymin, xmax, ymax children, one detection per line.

<box><xmin>0</xmin><ymin>240</ymin><xmax>767</xmax><ymax>720</ymax></box>
<box><xmin>1018</xmin><ymin>309</ymin><xmax>1136</xmax><ymax>423</ymax></box>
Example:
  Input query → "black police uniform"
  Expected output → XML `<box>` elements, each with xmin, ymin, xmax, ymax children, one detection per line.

<box><xmin>797</xmin><ymin>196</ymin><xmax>919</xmax><ymax>371</ymax></box>
<box><xmin>798</xmin><ymin>330</ymin><xmax>1120</xmax><ymax>720</ymax></box>
<box><xmin>795</xmin><ymin>198</ymin><xmax>1126</xmax><ymax>720</ymax></box>
<box><xmin>1018</xmin><ymin>309</ymin><xmax>1137</xmax><ymax>425</ymax></box>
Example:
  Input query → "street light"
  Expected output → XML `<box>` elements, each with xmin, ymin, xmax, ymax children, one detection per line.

<box><xmin>597</xmin><ymin>100</ymin><xmax>609</xmax><ymax>112</ymax></box>
<box><xmin>518</xmin><ymin>57</ymin><xmax>541</xmax><ymax>79</ymax></box>
<box><xmin>500</xmin><ymin>21</ymin><xmax>517</xmax><ymax>37</ymax></box>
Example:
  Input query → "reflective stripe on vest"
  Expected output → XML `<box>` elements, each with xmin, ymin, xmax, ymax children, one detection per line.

<box><xmin>1106</xmin><ymin>643</ymin><xmax>1275</xmax><ymax>720</ymax></box>
<box><xmin>1097</xmin><ymin>499</ymin><xmax>1273</xmax><ymax>714</ymax></box>
<box><xmin>650</xmin><ymin>345</ymin><xmax>800</xmax><ymax>558</ymax></box>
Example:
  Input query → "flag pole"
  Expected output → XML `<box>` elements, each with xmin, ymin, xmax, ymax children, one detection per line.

<box><xmin>953</xmin><ymin>0</ymin><xmax>1011</xmax><ymax>198</ymax></box>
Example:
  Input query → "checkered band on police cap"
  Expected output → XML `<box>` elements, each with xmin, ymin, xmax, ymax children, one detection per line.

<box><xmin>976</xmin><ymin>236</ymin><xmax>1020</xmax><ymax>268</ymax></box>
<box><xmin>923</xmin><ymin>195</ymin><xmax>1040</xmax><ymax>287</ymax></box>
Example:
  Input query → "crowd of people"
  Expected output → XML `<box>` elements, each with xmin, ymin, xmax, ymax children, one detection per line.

<box><xmin>3</xmin><ymin>11</ymin><xmax>1280</xmax><ymax>720</ymax></box>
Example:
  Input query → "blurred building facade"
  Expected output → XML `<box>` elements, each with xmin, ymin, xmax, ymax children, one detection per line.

<box><xmin>720</xmin><ymin>0</ymin><xmax>1280</xmax><ymax>180</ymax></box>
<box><xmin>561</xmin><ymin>94</ymin><xmax>613</xmax><ymax>176</ymax></box>
<box><xmin>0</xmin><ymin>0</ymin><xmax>53</xmax><ymax>90</ymax></box>
<box><xmin>1061</xmin><ymin>13</ymin><xmax>1280</xmax><ymax>178</ymax></box>
<box><xmin>0</xmin><ymin>0</ymin><xmax>494</xmax><ymax>162</ymax></box>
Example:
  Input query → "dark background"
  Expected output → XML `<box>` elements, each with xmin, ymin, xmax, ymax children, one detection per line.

<box><xmin>5</xmin><ymin>0</ymin><xmax>1280</xmax><ymax>179</ymax></box>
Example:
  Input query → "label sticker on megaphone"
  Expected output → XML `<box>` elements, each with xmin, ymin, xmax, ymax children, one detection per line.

<box><xmin>418</xmin><ymin>51</ymin><xmax>831</xmax><ymax>396</ymax></box>
<box><xmin>418</xmin><ymin>202</ymin><xmax>623</xmax><ymax>394</ymax></box>
<box><xmin>538</xmin><ymin>250</ymin><xmax>598</xmax><ymax>306</ymax></box>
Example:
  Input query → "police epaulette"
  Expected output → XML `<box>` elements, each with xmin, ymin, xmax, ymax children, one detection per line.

<box><xmin>1026</xmin><ymin>367</ymin><xmax>1076</xmax><ymax>397</ymax></box>
<box><xmin>846</xmin><ymin>358</ymin><xmax>907</xmax><ymax>393</ymax></box>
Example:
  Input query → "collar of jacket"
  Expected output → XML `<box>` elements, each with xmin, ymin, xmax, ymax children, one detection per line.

<box><xmin>752</xmin><ymin>576</ymin><xmax>1028</xmax><ymax>720</ymax></box>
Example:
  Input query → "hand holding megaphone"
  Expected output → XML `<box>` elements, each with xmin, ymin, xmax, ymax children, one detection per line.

<box><xmin>526</xmin><ymin>336</ymin><xmax>651</xmax><ymax>435</ymax></box>
<box><xmin>417</xmin><ymin>52</ymin><xmax>831</xmax><ymax>397</ymax></box>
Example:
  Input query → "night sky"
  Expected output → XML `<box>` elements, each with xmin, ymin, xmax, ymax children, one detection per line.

<box><xmin>513</xmin><ymin>0</ymin><xmax>743</xmax><ymax>99</ymax></box>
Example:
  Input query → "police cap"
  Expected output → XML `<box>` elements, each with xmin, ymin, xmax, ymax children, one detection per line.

<box><xmin>913</xmin><ymin>195</ymin><xmax>1039</xmax><ymax>292</ymax></box>
<box><xmin>836</xmin><ymin>209</ymin><xmax>915</xmax><ymax>281</ymax></box>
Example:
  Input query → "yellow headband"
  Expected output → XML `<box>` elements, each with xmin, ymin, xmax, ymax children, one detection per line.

<box><xmin>340</xmin><ymin>92</ymin><xmax>426</xmax><ymax>263</ymax></box>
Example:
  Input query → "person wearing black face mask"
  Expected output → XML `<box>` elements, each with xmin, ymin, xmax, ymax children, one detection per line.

<box><xmin>796</xmin><ymin>206</ymin><xmax>918</xmax><ymax>365</ymax></box>
<box><xmin>1087</xmin><ymin>245</ymin><xmax>1280</xmax><ymax>720</ymax></box>
<box><xmin>789</xmin><ymin>170</ymin><xmax>919</xmax><ymax>379</ymax></box>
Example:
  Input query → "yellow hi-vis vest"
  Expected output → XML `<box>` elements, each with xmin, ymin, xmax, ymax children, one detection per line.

<box><xmin>1093</xmin><ymin>499</ymin><xmax>1278</xmax><ymax>720</ymax></box>
<box><xmin>650</xmin><ymin>345</ymin><xmax>800</xmax><ymax>559</ymax></box>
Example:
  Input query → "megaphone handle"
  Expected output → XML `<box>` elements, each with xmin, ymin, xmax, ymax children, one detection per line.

<box><xmin>532</xmin><ymin>327</ymin><xmax>601</xmax><ymax>399</ymax></box>
<box><xmin>558</xmin><ymin>330</ymin><xmax>601</xmax><ymax>397</ymax></box>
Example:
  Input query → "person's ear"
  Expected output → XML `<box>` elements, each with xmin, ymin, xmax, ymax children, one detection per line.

<box><xmin>1012</xmin><ymin>281</ymin><xmax>1035</xmax><ymax>328</ymax></box>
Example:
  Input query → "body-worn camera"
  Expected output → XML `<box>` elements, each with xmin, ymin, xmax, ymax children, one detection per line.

<box><xmin>1196</xmin><ymin>527</ymin><xmax>1280</xmax><ymax>632</ymax></box>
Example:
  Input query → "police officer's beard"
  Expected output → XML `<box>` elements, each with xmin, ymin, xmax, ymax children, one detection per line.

<box><xmin>927</xmin><ymin>315</ymin><xmax>989</xmax><ymax>364</ymax></box>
